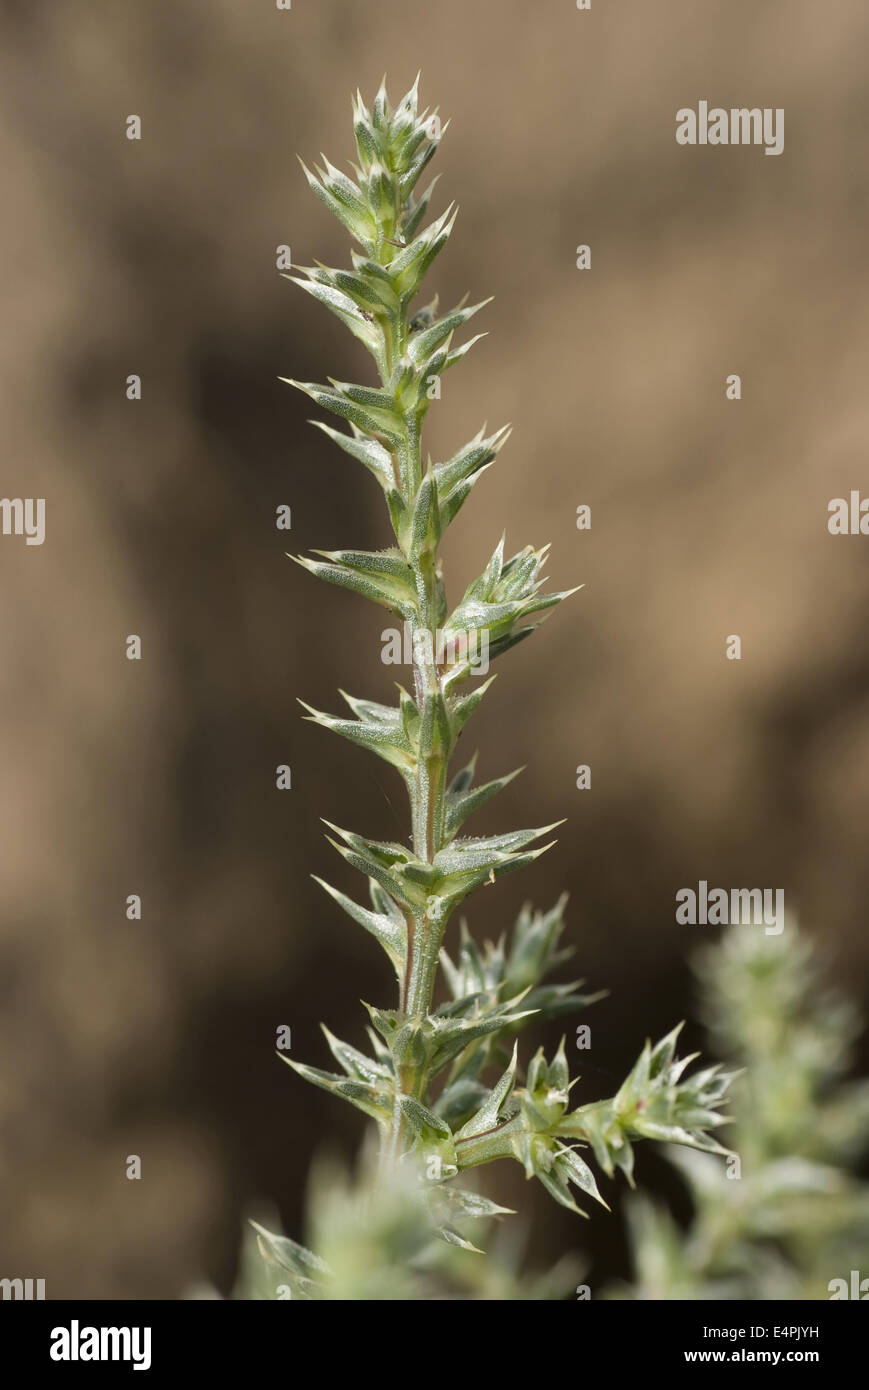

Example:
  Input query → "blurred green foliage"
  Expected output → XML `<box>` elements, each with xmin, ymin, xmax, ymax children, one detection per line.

<box><xmin>610</xmin><ymin>924</ymin><xmax>869</xmax><ymax>1300</ymax></box>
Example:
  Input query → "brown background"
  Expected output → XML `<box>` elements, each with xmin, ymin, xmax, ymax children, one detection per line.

<box><xmin>1</xmin><ymin>0</ymin><xmax>867</xmax><ymax>1297</ymax></box>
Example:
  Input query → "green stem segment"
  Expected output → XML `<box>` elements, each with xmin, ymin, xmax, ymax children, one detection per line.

<box><xmin>454</xmin><ymin>1120</ymin><xmax>521</xmax><ymax>1170</ymax></box>
<box><xmin>405</xmin><ymin>550</ymin><xmax>449</xmax><ymax>1016</ymax></box>
<box><xmin>373</xmin><ymin>201</ymin><xmax>454</xmax><ymax>1143</ymax></box>
<box><xmin>374</xmin><ymin>207</ymin><xmax>448</xmax><ymax>1013</ymax></box>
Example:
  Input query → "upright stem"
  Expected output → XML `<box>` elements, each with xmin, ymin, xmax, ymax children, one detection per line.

<box><xmin>375</xmin><ymin>250</ymin><xmax>450</xmax><ymax>1026</ymax></box>
<box><xmin>405</xmin><ymin>548</ymin><xmax>448</xmax><ymax>1017</ymax></box>
<box><xmin>388</xmin><ymin>506</ymin><xmax>448</xmax><ymax>1154</ymax></box>
<box><xmin>378</xmin><ymin>283</ymin><xmax>453</xmax><ymax>1156</ymax></box>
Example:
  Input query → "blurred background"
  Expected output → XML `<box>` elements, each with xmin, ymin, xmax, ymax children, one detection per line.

<box><xmin>1</xmin><ymin>0</ymin><xmax>868</xmax><ymax>1298</ymax></box>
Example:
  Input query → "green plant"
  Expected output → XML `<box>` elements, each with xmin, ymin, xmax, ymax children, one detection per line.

<box><xmin>610</xmin><ymin>923</ymin><xmax>869</xmax><ymax>1300</ymax></box>
<box><xmin>258</xmin><ymin>77</ymin><xmax>734</xmax><ymax>1296</ymax></box>
<box><xmin>191</xmin><ymin>1139</ymin><xmax>586</xmax><ymax>1301</ymax></box>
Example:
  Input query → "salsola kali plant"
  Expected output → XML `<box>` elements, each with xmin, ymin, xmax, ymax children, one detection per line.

<box><xmin>611</xmin><ymin>924</ymin><xmax>869</xmax><ymax>1301</ymax></box>
<box><xmin>256</xmin><ymin>77</ymin><xmax>734</xmax><ymax>1296</ymax></box>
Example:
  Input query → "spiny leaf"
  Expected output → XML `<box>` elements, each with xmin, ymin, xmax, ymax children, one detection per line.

<box><xmin>388</xmin><ymin>203</ymin><xmax>458</xmax><ymax>298</ymax></box>
<box><xmin>279</xmin><ymin>1054</ymin><xmax>393</xmax><ymax>1125</ymax></box>
<box><xmin>436</xmin><ymin>1225</ymin><xmax>484</xmax><ymax>1254</ymax></box>
<box><xmin>451</xmin><ymin>674</ymin><xmax>497</xmax><ymax>738</ymax></box>
<box><xmin>434</xmin><ymin>1187</ymin><xmax>515</xmax><ymax>1221</ymax></box>
<box><xmin>298</xmin><ymin>157</ymin><xmax>377</xmax><ymax>247</ymax></box>
<box><xmin>406</xmin><ymin>467</ymin><xmax>440</xmax><ymax>559</ymax></box>
<box><xmin>434</xmin><ymin>423</ymin><xmax>511</xmax><ymax>494</ymax></box>
<box><xmin>312</xmin><ymin>875</ymin><xmax>406</xmax><ymax>971</ymax></box>
<box><xmin>320</xmin><ymin>1026</ymin><xmax>392</xmax><ymax>1086</ymax></box>
<box><xmin>299</xmin><ymin>700</ymin><xmax>416</xmax><ymax>775</ymax></box>
<box><xmin>249</xmin><ymin>1221</ymin><xmax>331</xmax><ymax>1300</ymax></box>
<box><xmin>308</xmin><ymin>420</ymin><xmax>397</xmax><ymax>493</ymax></box>
<box><xmin>400</xmin><ymin>1095</ymin><xmax>453</xmax><ymax>1143</ymax></box>
<box><xmin>408</xmin><ymin>298</ymin><xmax>491</xmax><ymax>365</ymax></box>
<box><xmin>456</xmin><ymin>1043</ymin><xmax>519</xmax><ymax>1140</ymax></box>
<box><xmin>399</xmin><ymin>122</ymin><xmax>447</xmax><ymax>200</ymax></box>
<box><xmin>443</xmin><ymin>762</ymin><xmax>522</xmax><ymax>839</ymax></box>
<box><xmin>427</xmin><ymin>1003</ymin><xmax>535</xmax><ymax>1075</ymax></box>
<box><xmin>281</xmin><ymin>378</ymin><xmax>404</xmax><ymax>447</ymax></box>
<box><xmin>301</xmin><ymin>262</ymin><xmax>399</xmax><ymax>315</ymax></box>
<box><xmin>292</xmin><ymin>547</ymin><xmax>417</xmax><ymax>617</ymax></box>
<box><xmin>283</xmin><ymin>274</ymin><xmax>381</xmax><ymax>358</ymax></box>
<box><xmin>402</xmin><ymin>173</ymin><xmax>440</xmax><ymax>238</ymax></box>
<box><xmin>433</xmin><ymin>824</ymin><xmax>564</xmax><ymax>877</ymax></box>
<box><xmin>444</xmin><ymin>332</ymin><xmax>487</xmax><ymax>371</ymax></box>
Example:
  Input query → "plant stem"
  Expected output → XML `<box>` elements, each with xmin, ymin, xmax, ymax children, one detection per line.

<box><xmin>373</xmin><ymin>226</ymin><xmax>450</xmax><ymax>1030</ymax></box>
<box><xmin>405</xmin><ymin>551</ymin><xmax>449</xmax><ymax>1016</ymax></box>
<box><xmin>373</xmin><ymin>254</ymin><xmax>451</xmax><ymax>1151</ymax></box>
